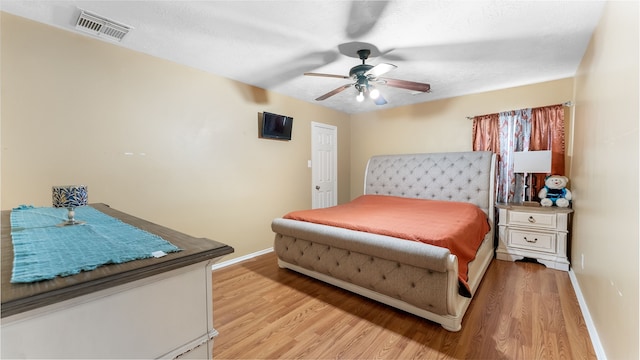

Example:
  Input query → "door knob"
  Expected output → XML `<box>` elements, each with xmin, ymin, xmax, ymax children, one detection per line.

<box><xmin>315</xmin><ymin>186</ymin><xmax>320</xmax><ymax>190</ymax></box>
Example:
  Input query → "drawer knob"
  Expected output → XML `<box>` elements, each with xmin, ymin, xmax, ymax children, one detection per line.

<box><xmin>528</xmin><ymin>216</ymin><xmax>536</xmax><ymax>223</ymax></box>
<box><xmin>524</xmin><ymin>236</ymin><xmax>538</xmax><ymax>243</ymax></box>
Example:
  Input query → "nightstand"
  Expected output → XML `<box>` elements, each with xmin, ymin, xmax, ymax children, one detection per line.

<box><xmin>495</xmin><ymin>203</ymin><xmax>573</xmax><ymax>271</ymax></box>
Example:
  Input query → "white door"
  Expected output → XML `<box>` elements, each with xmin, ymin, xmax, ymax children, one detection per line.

<box><xmin>311</xmin><ymin>122</ymin><xmax>337</xmax><ymax>209</ymax></box>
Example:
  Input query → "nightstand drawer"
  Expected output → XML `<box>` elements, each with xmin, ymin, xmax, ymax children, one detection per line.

<box><xmin>508</xmin><ymin>230</ymin><xmax>556</xmax><ymax>253</ymax></box>
<box><xmin>509</xmin><ymin>211</ymin><xmax>556</xmax><ymax>229</ymax></box>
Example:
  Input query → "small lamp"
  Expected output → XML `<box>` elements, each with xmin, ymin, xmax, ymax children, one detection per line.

<box><xmin>52</xmin><ymin>185</ymin><xmax>88</xmax><ymax>226</ymax></box>
<box><xmin>513</xmin><ymin>151</ymin><xmax>551</xmax><ymax>205</ymax></box>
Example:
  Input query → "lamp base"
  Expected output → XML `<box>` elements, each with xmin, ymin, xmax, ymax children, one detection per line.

<box><xmin>56</xmin><ymin>207</ymin><xmax>86</xmax><ymax>226</ymax></box>
<box><xmin>57</xmin><ymin>219</ymin><xmax>86</xmax><ymax>226</ymax></box>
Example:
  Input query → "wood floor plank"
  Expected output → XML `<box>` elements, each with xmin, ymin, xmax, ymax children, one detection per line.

<box><xmin>212</xmin><ymin>252</ymin><xmax>596</xmax><ymax>359</ymax></box>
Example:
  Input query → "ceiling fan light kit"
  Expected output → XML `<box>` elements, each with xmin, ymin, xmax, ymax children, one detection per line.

<box><xmin>305</xmin><ymin>48</ymin><xmax>431</xmax><ymax>106</ymax></box>
<box><xmin>369</xmin><ymin>88</ymin><xmax>380</xmax><ymax>99</ymax></box>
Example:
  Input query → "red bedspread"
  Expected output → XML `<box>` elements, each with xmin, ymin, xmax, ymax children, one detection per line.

<box><xmin>283</xmin><ymin>195</ymin><xmax>490</xmax><ymax>293</ymax></box>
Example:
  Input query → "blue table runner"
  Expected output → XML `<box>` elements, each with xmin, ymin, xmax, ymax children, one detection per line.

<box><xmin>10</xmin><ymin>205</ymin><xmax>181</xmax><ymax>283</ymax></box>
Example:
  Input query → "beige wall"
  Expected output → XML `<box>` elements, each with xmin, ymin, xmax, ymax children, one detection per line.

<box><xmin>4</xmin><ymin>6</ymin><xmax>639</xmax><ymax>357</ymax></box>
<box><xmin>0</xmin><ymin>13</ymin><xmax>351</xmax><ymax>261</ymax></box>
<box><xmin>572</xmin><ymin>1</ymin><xmax>639</xmax><ymax>359</ymax></box>
<box><xmin>349</xmin><ymin>78</ymin><xmax>574</xmax><ymax>197</ymax></box>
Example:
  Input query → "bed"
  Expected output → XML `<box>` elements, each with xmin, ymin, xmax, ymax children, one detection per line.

<box><xmin>272</xmin><ymin>151</ymin><xmax>496</xmax><ymax>331</ymax></box>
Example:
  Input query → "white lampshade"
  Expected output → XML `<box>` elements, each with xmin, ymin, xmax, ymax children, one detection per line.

<box><xmin>513</xmin><ymin>150</ymin><xmax>552</xmax><ymax>173</ymax></box>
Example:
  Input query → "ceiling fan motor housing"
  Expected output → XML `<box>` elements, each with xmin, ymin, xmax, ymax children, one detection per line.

<box><xmin>349</xmin><ymin>64</ymin><xmax>374</xmax><ymax>78</ymax></box>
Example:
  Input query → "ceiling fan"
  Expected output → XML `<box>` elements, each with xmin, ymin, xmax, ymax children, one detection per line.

<box><xmin>304</xmin><ymin>49</ymin><xmax>431</xmax><ymax>105</ymax></box>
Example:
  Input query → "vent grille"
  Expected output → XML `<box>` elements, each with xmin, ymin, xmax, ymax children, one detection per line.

<box><xmin>75</xmin><ymin>10</ymin><xmax>131</xmax><ymax>42</ymax></box>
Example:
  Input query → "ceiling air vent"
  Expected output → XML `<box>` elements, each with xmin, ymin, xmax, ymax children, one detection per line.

<box><xmin>75</xmin><ymin>10</ymin><xmax>131</xmax><ymax>42</ymax></box>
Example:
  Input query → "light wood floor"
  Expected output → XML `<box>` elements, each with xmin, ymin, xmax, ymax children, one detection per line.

<box><xmin>212</xmin><ymin>252</ymin><xmax>596</xmax><ymax>359</ymax></box>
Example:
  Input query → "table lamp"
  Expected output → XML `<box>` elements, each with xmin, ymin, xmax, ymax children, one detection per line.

<box><xmin>513</xmin><ymin>150</ymin><xmax>552</xmax><ymax>205</ymax></box>
<box><xmin>52</xmin><ymin>185</ymin><xmax>88</xmax><ymax>226</ymax></box>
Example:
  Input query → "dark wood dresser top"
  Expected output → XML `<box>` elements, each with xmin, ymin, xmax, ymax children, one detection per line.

<box><xmin>1</xmin><ymin>203</ymin><xmax>234</xmax><ymax>318</ymax></box>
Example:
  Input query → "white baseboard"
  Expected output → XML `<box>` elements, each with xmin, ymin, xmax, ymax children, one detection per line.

<box><xmin>211</xmin><ymin>247</ymin><xmax>274</xmax><ymax>271</ymax></box>
<box><xmin>569</xmin><ymin>268</ymin><xmax>607</xmax><ymax>360</ymax></box>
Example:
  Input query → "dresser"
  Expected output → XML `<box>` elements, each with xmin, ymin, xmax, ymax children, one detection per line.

<box><xmin>1</xmin><ymin>204</ymin><xmax>234</xmax><ymax>359</ymax></box>
<box><xmin>496</xmin><ymin>203</ymin><xmax>573</xmax><ymax>271</ymax></box>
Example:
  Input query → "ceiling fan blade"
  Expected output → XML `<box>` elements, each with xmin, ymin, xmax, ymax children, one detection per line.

<box><xmin>365</xmin><ymin>63</ymin><xmax>397</xmax><ymax>78</ymax></box>
<box><xmin>380</xmin><ymin>78</ymin><xmax>431</xmax><ymax>92</ymax></box>
<box><xmin>315</xmin><ymin>84</ymin><xmax>353</xmax><ymax>101</ymax></box>
<box><xmin>252</xmin><ymin>50</ymin><xmax>339</xmax><ymax>88</ymax></box>
<box><xmin>345</xmin><ymin>1</ymin><xmax>389</xmax><ymax>39</ymax></box>
<box><xmin>373</xmin><ymin>93</ymin><xmax>387</xmax><ymax>106</ymax></box>
<box><xmin>304</xmin><ymin>72</ymin><xmax>350</xmax><ymax>79</ymax></box>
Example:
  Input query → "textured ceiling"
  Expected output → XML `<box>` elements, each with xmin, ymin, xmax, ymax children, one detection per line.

<box><xmin>1</xmin><ymin>1</ymin><xmax>606</xmax><ymax>114</ymax></box>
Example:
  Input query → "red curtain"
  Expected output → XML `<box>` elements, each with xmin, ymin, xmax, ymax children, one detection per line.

<box><xmin>529</xmin><ymin>104</ymin><xmax>565</xmax><ymax>196</ymax></box>
<box><xmin>472</xmin><ymin>104</ymin><xmax>566</xmax><ymax>202</ymax></box>
<box><xmin>472</xmin><ymin>114</ymin><xmax>500</xmax><ymax>152</ymax></box>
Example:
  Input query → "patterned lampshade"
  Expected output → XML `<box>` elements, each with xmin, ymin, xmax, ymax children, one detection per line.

<box><xmin>52</xmin><ymin>185</ymin><xmax>88</xmax><ymax>208</ymax></box>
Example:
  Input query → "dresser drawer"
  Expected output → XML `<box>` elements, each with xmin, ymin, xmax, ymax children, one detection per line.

<box><xmin>508</xmin><ymin>230</ymin><xmax>556</xmax><ymax>254</ymax></box>
<box><xmin>508</xmin><ymin>211</ymin><xmax>557</xmax><ymax>229</ymax></box>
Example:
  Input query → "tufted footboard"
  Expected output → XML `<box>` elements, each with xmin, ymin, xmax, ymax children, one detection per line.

<box><xmin>273</xmin><ymin>218</ymin><xmax>457</xmax><ymax>316</ymax></box>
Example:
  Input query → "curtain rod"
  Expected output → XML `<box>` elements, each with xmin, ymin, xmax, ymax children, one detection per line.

<box><xmin>466</xmin><ymin>101</ymin><xmax>574</xmax><ymax>120</ymax></box>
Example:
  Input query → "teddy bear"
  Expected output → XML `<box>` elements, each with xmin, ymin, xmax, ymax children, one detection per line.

<box><xmin>538</xmin><ymin>175</ymin><xmax>572</xmax><ymax>207</ymax></box>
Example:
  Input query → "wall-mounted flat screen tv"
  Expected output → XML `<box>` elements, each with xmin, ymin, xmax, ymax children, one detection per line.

<box><xmin>261</xmin><ymin>112</ymin><xmax>293</xmax><ymax>141</ymax></box>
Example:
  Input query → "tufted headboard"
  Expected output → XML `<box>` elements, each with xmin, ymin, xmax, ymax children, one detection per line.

<box><xmin>364</xmin><ymin>151</ymin><xmax>496</xmax><ymax>215</ymax></box>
